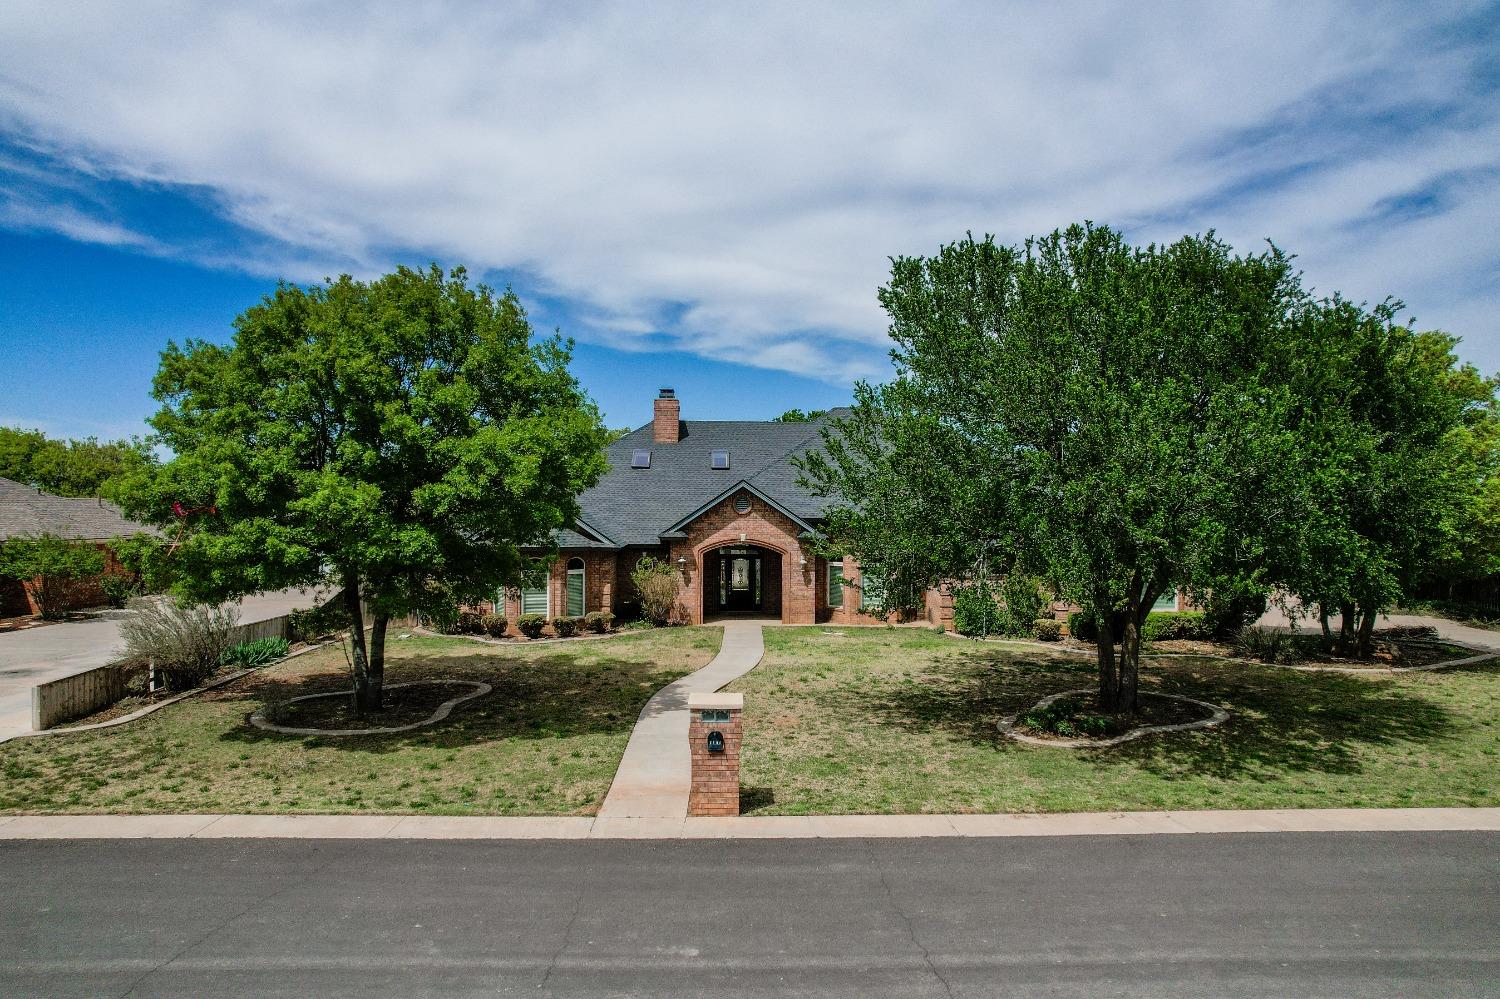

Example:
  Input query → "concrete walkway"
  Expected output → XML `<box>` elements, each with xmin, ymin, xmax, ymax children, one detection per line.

<box><xmin>1</xmin><ymin>807</ymin><xmax>1496</xmax><ymax>840</ymax></box>
<box><xmin>0</xmin><ymin>587</ymin><xmax>329</xmax><ymax>741</ymax></box>
<box><xmin>597</xmin><ymin>620</ymin><xmax>765</xmax><ymax>820</ymax></box>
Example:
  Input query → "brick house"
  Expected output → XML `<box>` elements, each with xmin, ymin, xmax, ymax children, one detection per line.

<box><xmin>495</xmin><ymin>389</ymin><xmax>950</xmax><ymax>628</ymax></box>
<box><xmin>0</xmin><ymin>477</ymin><xmax>146</xmax><ymax>617</ymax></box>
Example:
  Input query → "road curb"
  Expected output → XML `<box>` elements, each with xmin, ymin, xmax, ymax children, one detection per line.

<box><xmin>1</xmin><ymin>807</ymin><xmax>1495</xmax><ymax>840</ymax></box>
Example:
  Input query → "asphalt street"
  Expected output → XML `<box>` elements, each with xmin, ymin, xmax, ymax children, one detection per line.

<box><xmin>2</xmin><ymin>832</ymin><xmax>1495</xmax><ymax>997</ymax></box>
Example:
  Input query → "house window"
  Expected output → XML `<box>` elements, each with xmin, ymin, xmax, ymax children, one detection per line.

<box><xmin>827</xmin><ymin>560</ymin><xmax>844</xmax><ymax>606</ymax></box>
<box><xmin>566</xmin><ymin>557</ymin><xmax>585</xmax><ymax>617</ymax></box>
<box><xmin>631</xmin><ymin>449</ymin><xmax>651</xmax><ymax>469</ymax></box>
<box><xmin>521</xmin><ymin>581</ymin><xmax>549</xmax><ymax>616</ymax></box>
<box><xmin>860</xmin><ymin>573</ymin><xmax>884</xmax><ymax>611</ymax></box>
<box><xmin>1151</xmin><ymin>590</ymin><xmax>1178</xmax><ymax>612</ymax></box>
<box><xmin>711</xmin><ymin>450</ymin><xmax>730</xmax><ymax>470</ymax></box>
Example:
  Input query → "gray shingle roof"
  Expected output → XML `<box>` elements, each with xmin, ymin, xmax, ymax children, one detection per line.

<box><xmin>569</xmin><ymin>409</ymin><xmax>847</xmax><ymax>547</ymax></box>
<box><xmin>0</xmin><ymin>477</ymin><xmax>150</xmax><ymax>542</ymax></box>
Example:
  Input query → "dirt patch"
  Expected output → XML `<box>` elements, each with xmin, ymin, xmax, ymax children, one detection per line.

<box><xmin>261</xmin><ymin>682</ymin><xmax>479</xmax><ymax>730</ymax></box>
<box><xmin>1015</xmin><ymin>690</ymin><xmax>1213</xmax><ymax>742</ymax></box>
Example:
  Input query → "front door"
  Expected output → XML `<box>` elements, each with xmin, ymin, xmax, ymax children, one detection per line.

<box><xmin>724</xmin><ymin>555</ymin><xmax>760</xmax><ymax>612</ymax></box>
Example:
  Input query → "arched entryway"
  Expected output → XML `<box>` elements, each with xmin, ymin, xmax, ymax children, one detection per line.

<box><xmin>701</xmin><ymin>543</ymin><xmax>783</xmax><ymax>618</ymax></box>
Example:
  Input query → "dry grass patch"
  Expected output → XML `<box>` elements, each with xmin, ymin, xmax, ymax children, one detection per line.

<box><xmin>725</xmin><ymin>627</ymin><xmax>1500</xmax><ymax>815</ymax></box>
<box><xmin>0</xmin><ymin>627</ymin><xmax>720</xmax><ymax>816</ymax></box>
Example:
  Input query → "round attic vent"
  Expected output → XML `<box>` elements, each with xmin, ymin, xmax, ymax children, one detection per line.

<box><xmin>733</xmin><ymin>495</ymin><xmax>752</xmax><ymax>515</ymax></box>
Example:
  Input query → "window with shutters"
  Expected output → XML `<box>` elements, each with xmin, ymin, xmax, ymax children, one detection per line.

<box><xmin>521</xmin><ymin>583</ymin><xmax>549</xmax><ymax>616</ymax></box>
<box><xmin>566</xmin><ymin>558</ymin><xmax>585</xmax><ymax>617</ymax></box>
<box><xmin>827</xmin><ymin>560</ymin><xmax>844</xmax><ymax>607</ymax></box>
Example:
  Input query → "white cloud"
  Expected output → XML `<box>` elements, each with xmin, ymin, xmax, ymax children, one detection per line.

<box><xmin>0</xmin><ymin>1</ymin><xmax>1496</xmax><ymax>376</ymax></box>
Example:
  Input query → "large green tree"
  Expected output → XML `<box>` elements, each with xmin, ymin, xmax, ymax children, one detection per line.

<box><xmin>124</xmin><ymin>265</ymin><xmax>609</xmax><ymax>711</ymax></box>
<box><xmin>0</xmin><ymin>427</ymin><xmax>155</xmax><ymax>502</ymax></box>
<box><xmin>801</xmin><ymin>224</ymin><xmax>1307</xmax><ymax>712</ymax></box>
<box><xmin>1286</xmin><ymin>298</ymin><xmax>1496</xmax><ymax>654</ymax></box>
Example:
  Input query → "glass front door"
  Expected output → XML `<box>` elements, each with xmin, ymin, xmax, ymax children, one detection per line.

<box><xmin>722</xmin><ymin>554</ymin><xmax>760</xmax><ymax>612</ymax></box>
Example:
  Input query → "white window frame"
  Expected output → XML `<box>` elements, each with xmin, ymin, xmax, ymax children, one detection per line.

<box><xmin>566</xmin><ymin>557</ymin><xmax>586</xmax><ymax>617</ymax></box>
<box><xmin>827</xmin><ymin>560</ymin><xmax>845</xmax><ymax>607</ymax></box>
<box><xmin>521</xmin><ymin>581</ymin><xmax>550</xmax><ymax>616</ymax></box>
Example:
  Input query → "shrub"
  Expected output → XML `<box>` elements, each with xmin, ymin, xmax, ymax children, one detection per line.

<box><xmin>119</xmin><ymin>597</ymin><xmax>239</xmax><ymax>691</ymax></box>
<box><xmin>1066</xmin><ymin>610</ymin><xmax>1093</xmax><ymax>642</ymax></box>
<box><xmin>480</xmin><ymin>613</ymin><xmax>508</xmax><ymax>638</ymax></box>
<box><xmin>952</xmin><ymin>585</ymin><xmax>999</xmax><ymax>636</ymax></box>
<box><xmin>584</xmin><ymin>610</ymin><xmax>614</xmax><ymax>634</ymax></box>
<box><xmin>221</xmin><ymin>636</ymin><xmax>291</xmax><ymax>669</ymax></box>
<box><xmin>631</xmin><ymin>556</ymin><xmax>681</xmax><ymax>626</ymax></box>
<box><xmin>517</xmin><ymin>613</ymin><xmax>547</xmax><ymax>638</ymax></box>
<box><xmin>997</xmin><ymin>572</ymin><xmax>1047</xmax><ymax>636</ymax></box>
<box><xmin>456</xmin><ymin>609</ymin><xmax>485</xmax><ymax>634</ymax></box>
<box><xmin>0</xmin><ymin>535</ymin><xmax>106</xmax><ymax>619</ymax></box>
<box><xmin>288</xmin><ymin>599</ymin><xmax>349</xmax><ymax>643</ymax></box>
<box><xmin>100</xmin><ymin>573</ymin><xmax>143</xmax><ymax>609</ymax></box>
<box><xmin>1234</xmin><ymin>625</ymin><xmax>1299</xmax><ymax>664</ymax></box>
<box><xmin>1202</xmin><ymin>589</ymin><xmax>1269</xmax><ymax>637</ymax></box>
<box><xmin>1141</xmin><ymin>611</ymin><xmax>1210</xmax><ymax>642</ymax></box>
<box><xmin>551</xmin><ymin>615</ymin><xmax>580</xmax><ymax>638</ymax></box>
<box><xmin>1033</xmin><ymin>618</ymin><xmax>1062</xmax><ymax>642</ymax></box>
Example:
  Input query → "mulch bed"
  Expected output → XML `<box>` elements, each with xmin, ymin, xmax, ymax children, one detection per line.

<box><xmin>261</xmin><ymin>682</ymin><xmax>468</xmax><ymax>730</ymax></box>
<box><xmin>1015</xmin><ymin>690</ymin><xmax>1213</xmax><ymax>742</ymax></box>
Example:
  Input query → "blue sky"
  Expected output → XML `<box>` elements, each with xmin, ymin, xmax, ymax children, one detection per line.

<box><xmin>1</xmin><ymin>2</ymin><xmax>1498</xmax><ymax>439</ymax></box>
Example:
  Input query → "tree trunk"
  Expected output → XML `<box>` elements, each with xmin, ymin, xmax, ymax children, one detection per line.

<box><xmin>1096</xmin><ymin>614</ymin><xmax>1120</xmax><ymax>710</ymax></box>
<box><xmin>1337</xmin><ymin>603</ymin><xmax>1356</xmax><ymax>656</ymax></box>
<box><xmin>343</xmin><ymin>578</ymin><xmax>382</xmax><ymax>714</ymax></box>
<box><xmin>1354</xmin><ymin>604</ymin><xmax>1377</xmax><ymax>660</ymax></box>
<box><xmin>1116</xmin><ymin>613</ymin><xmax>1142</xmax><ymax>716</ymax></box>
<box><xmin>1318</xmin><ymin>604</ymin><xmax>1333</xmax><ymax>646</ymax></box>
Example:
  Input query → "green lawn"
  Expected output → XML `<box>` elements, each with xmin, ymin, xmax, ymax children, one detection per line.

<box><xmin>725</xmin><ymin>627</ymin><xmax>1500</xmax><ymax>814</ymax></box>
<box><xmin>0</xmin><ymin>628</ymin><xmax>720</xmax><ymax>816</ymax></box>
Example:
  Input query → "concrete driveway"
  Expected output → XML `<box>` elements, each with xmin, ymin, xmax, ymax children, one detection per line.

<box><xmin>0</xmin><ymin>588</ymin><xmax>328</xmax><ymax>740</ymax></box>
<box><xmin>1255</xmin><ymin>601</ymin><xmax>1500</xmax><ymax>651</ymax></box>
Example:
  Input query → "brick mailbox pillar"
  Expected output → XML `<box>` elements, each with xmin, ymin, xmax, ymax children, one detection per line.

<box><xmin>687</xmin><ymin>692</ymin><xmax>743</xmax><ymax>817</ymax></box>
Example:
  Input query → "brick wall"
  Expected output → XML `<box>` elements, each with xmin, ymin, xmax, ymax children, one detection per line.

<box><xmin>668</xmin><ymin>491</ymin><xmax>816</xmax><ymax>624</ymax></box>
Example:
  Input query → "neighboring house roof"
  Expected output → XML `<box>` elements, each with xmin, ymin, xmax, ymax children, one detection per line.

<box><xmin>0</xmin><ymin>477</ymin><xmax>150</xmax><ymax>542</ymax></box>
<box><xmin>563</xmin><ymin>409</ymin><xmax>847</xmax><ymax>548</ymax></box>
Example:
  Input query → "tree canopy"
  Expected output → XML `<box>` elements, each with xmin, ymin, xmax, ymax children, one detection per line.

<box><xmin>0</xmin><ymin>426</ymin><xmax>155</xmax><ymax>502</ymax></box>
<box><xmin>0</xmin><ymin>535</ymin><xmax>106</xmax><ymax>619</ymax></box>
<box><xmin>803</xmin><ymin>224</ymin><xmax>1315</xmax><ymax>710</ymax></box>
<box><xmin>122</xmin><ymin>265</ymin><xmax>609</xmax><ymax>710</ymax></box>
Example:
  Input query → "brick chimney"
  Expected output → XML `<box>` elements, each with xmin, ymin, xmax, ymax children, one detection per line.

<box><xmin>653</xmin><ymin>388</ymin><xmax>681</xmax><ymax>443</ymax></box>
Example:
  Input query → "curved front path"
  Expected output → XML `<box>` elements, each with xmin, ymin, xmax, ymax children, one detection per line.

<box><xmin>597</xmin><ymin>621</ymin><xmax>764</xmax><ymax>821</ymax></box>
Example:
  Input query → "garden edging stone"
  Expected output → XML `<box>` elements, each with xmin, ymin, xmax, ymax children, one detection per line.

<box><xmin>997</xmin><ymin>687</ymin><xmax>1230</xmax><ymax>748</ymax></box>
<box><xmin>248</xmin><ymin>679</ymin><xmax>492</xmax><ymax>736</ymax></box>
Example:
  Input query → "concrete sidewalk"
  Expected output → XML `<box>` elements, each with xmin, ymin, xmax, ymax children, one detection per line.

<box><xmin>597</xmin><ymin>621</ymin><xmax>765</xmax><ymax>819</ymax></box>
<box><xmin>1</xmin><ymin>807</ymin><xmax>1496</xmax><ymax>840</ymax></box>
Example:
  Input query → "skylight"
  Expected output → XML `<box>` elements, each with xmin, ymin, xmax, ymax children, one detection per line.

<box><xmin>710</xmin><ymin>450</ymin><xmax>730</xmax><ymax>470</ymax></box>
<box><xmin>631</xmin><ymin>449</ymin><xmax>651</xmax><ymax>469</ymax></box>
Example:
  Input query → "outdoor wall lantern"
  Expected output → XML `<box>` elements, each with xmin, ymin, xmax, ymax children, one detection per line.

<box><xmin>706</xmin><ymin>729</ymin><xmax>726</xmax><ymax>753</ymax></box>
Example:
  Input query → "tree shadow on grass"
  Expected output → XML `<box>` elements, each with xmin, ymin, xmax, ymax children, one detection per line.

<box><xmin>863</xmin><ymin>648</ymin><xmax>1463</xmax><ymax>780</ymax></box>
<box><xmin>212</xmin><ymin>651</ymin><xmax>684</xmax><ymax>755</ymax></box>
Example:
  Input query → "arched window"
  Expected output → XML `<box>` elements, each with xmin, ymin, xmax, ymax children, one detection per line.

<box><xmin>566</xmin><ymin>557</ymin><xmax>586</xmax><ymax>617</ymax></box>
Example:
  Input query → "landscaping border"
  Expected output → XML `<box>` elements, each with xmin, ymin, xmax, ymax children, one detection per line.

<box><xmin>410</xmin><ymin>625</ymin><xmax>672</xmax><ymax>646</ymax></box>
<box><xmin>997</xmin><ymin>687</ymin><xmax>1229</xmax><ymax>748</ymax></box>
<box><xmin>248</xmin><ymin>679</ymin><xmax>491</xmax><ymax>737</ymax></box>
<box><xmin>1</xmin><ymin>640</ymin><xmax>337</xmax><ymax>744</ymax></box>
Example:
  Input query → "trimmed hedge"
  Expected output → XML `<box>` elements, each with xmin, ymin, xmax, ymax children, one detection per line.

<box><xmin>1033</xmin><ymin>618</ymin><xmax>1062</xmax><ymax>642</ymax></box>
<box><xmin>480</xmin><ymin>613</ymin><xmax>508</xmax><ymax>638</ymax></box>
<box><xmin>551</xmin><ymin>615</ymin><xmax>580</xmax><ymax>638</ymax></box>
<box><xmin>456</xmin><ymin>609</ymin><xmax>485</xmax><ymax>635</ymax></box>
<box><xmin>517</xmin><ymin>613</ymin><xmax>547</xmax><ymax>639</ymax></box>
<box><xmin>1141</xmin><ymin>611</ymin><xmax>1210</xmax><ymax>641</ymax></box>
<box><xmin>584</xmin><ymin>611</ymin><xmax>614</xmax><ymax>634</ymax></box>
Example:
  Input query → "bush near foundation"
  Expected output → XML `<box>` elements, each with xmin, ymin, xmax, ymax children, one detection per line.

<box><xmin>480</xmin><ymin>613</ymin><xmax>508</xmax><ymax>637</ymax></box>
<box><xmin>584</xmin><ymin>611</ymin><xmax>614</xmax><ymax>633</ymax></box>
<box><xmin>551</xmin><ymin>616</ymin><xmax>581</xmax><ymax>638</ymax></box>
<box><xmin>456</xmin><ymin>609</ymin><xmax>485</xmax><ymax>634</ymax></box>
<box><xmin>1033</xmin><ymin>618</ymin><xmax>1062</xmax><ymax>641</ymax></box>
<box><xmin>517</xmin><ymin>613</ymin><xmax>547</xmax><ymax>639</ymax></box>
<box><xmin>1141</xmin><ymin>611</ymin><xmax>1210</xmax><ymax>641</ymax></box>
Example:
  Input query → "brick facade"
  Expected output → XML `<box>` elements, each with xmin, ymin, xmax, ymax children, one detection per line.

<box><xmin>687</xmin><ymin>693</ymin><xmax>742</xmax><ymax>817</ymax></box>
